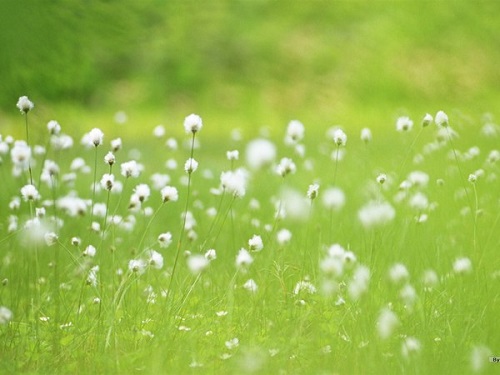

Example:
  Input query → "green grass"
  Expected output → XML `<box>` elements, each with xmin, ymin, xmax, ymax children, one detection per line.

<box><xmin>0</xmin><ymin>102</ymin><xmax>499</xmax><ymax>375</ymax></box>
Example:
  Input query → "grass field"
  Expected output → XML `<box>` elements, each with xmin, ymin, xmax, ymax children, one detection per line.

<box><xmin>0</xmin><ymin>97</ymin><xmax>499</xmax><ymax>374</ymax></box>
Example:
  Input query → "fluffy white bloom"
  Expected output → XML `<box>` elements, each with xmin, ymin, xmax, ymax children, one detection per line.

<box><xmin>307</xmin><ymin>183</ymin><xmax>319</xmax><ymax>200</ymax></box>
<box><xmin>184</xmin><ymin>114</ymin><xmax>203</xmax><ymax>134</ymax></box>
<box><xmin>133</xmin><ymin>184</ymin><xmax>151</xmax><ymax>202</ymax></box>
<box><xmin>86</xmin><ymin>266</ymin><xmax>99</xmax><ymax>287</ymax></box>
<box><xmin>225</xmin><ymin>337</ymin><xmax>239</xmax><ymax>350</ymax></box>
<box><xmin>277</xmin><ymin>229</ymin><xmax>292</xmax><ymax>245</ymax></box>
<box><xmin>0</xmin><ymin>306</ymin><xmax>13</xmax><ymax>324</ymax></box>
<box><xmin>100</xmin><ymin>173</ymin><xmax>115</xmax><ymax>191</ymax></box>
<box><xmin>293</xmin><ymin>280</ymin><xmax>317</xmax><ymax>295</ymax></box>
<box><xmin>322</xmin><ymin>187</ymin><xmax>345</xmax><ymax>211</ymax></box>
<box><xmin>146</xmin><ymin>250</ymin><xmax>164</xmax><ymax>269</ymax></box>
<box><xmin>204</xmin><ymin>249</ymin><xmax>217</xmax><ymax>261</ymax></box>
<box><xmin>332</xmin><ymin>129</ymin><xmax>347</xmax><ymax>146</ymax></box>
<box><xmin>16</xmin><ymin>96</ymin><xmax>34</xmax><ymax>113</ymax></box>
<box><xmin>153</xmin><ymin>125</ymin><xmax>165</xmax><ymax>138</ymax></box>
<box><xmin>44</xmin><ymin>232</ymin><xmax>58</xmax><ymax>246</ymax></box>
<box><xmin>408</xmin><ymin>170</ymin><xmax>429</xmax><ymax>187</ymax></box>
<box><xmin>236</xmin><ymin>248</ymin><xmax>254</xmax><ymax>268</ymax></box>
<box><xmin>409</xmin><ymin>192</ymin><xmax>429</xmax><ymax>210</ymax></box>
<box><xmin>421</xmin><ymin>269</ymin><xmax>439</xmax><ymax>290</ymax></box>
<box><xmin>10</xmin><ymin>141</ymin><xmax>31</xmax><ymax>169</ymax></box>
<box><xmin>47</xmin><ymin>120</ymin><xmax>61</xmax><ymax>135</ymax></box>
<box><xmin>104</xmin><ymin>152</ymin><xmax>115</xmax><ymax>165</ymax></box>
<box><xmin>396</xmin><ymin>116</ymin><xmax>413</xmax><ymax>132</ymax></box>
<box><xmin>184</xmin><ymin>158</ymin><xmax>199</xmax><ymax>173</ymax></box>
<box><xmin>187</xmin><ymin>254</ymin><xmax>209</xmax><ymax>274</ymax></box>
<box><xmin>128</xmin><ymin>259</ymin><xmax>147</xmax><ymax>274</ymax></box>
<box><xmin>376</xmin><ymin>173</ymin><xmax>387</xmax><ymax>184</ymax></box>
<box><xmin>348</xmin><ymin>265</ymin><xmax>370</xmax><ymax>300</ymax></box>
<box><xmin>377</xmin><ymin>308</ymin><xmax>399</xmax><ymax>339</ymax></box>
<box><xmin>87</xmin><ymin>128</ymin><xmax>104</xmax><ymax>147</ymax></box>
<box><xmin>358</xmin><ymin>201</ymin><xmax>395</xmax><ymax>228</ymax></box>
<box><xmin>220</xmin><ymin>168</ymin><xmax>248</xmax><ymax>197</ymax></box>
<box><xmin>158</xmin><ymin>232</ymin><xmax>172</xmax><ymax>248</ymax></box>
<box><xmin>468</xmin><ymin>173</ymin><xmax>477</xmax><ymax>183</ymax></box>
<box><xmin>401</xmin><ymin>337</ymin><xmax>421</xmax><ymax>358</ymax></box>
<box><xmin>243</xmin><ymin>279</ymin><xmax>258</xmax><ymax>293</ymax></box>
<box><xmin>389</xmin><ymin>263</ymin><xmax>410</xmax><ymax>283</ymax></box>
<box><xmin>435</xmin><ymin>110</ymin><xmax>449</xmax><ymax>127</ymax></box>
<box><xmin>226</xmin><ymin>150</ymin><xmax>239</xmax><ymax>161</ymax></box>
<box><xmin>360</xmin><ymin>128</ymin><xmax>372</xmax><ymax>143</ymax></box>
<box><xmin>285</xmin><ymin>120</ymin><xmax>305</xmax><ymax>144</ymax></box>
<box><xmin>453</xmin><ymin>257</ymin><xmax>472</xmax><ymax>274</ymax></box>
<box><xmin>248</xmin><ymin>235</ymin><xmax>263</xmax><ymax>252</ymax></box>
<box><xmin>83</xmin><ymin>245</ymin><xmax>96</xmax><ymax>257</ymax></box>
<box><xmin>276</xmin><ymin>157</ymin><xmax>296</xmax><ymax>177</ymax></box>
<box><xmin>245</xmin><ymin>138</ymin><xmax>277</xmax><ymax>169</ymax></box>
<box><xmin>161</xmin><ymin>186</ymin><xmax>179</xmax><ymax>203</ymax></box>
<box><xmin>422</xmin><ymin>113</ymin><xmax>433</xmax><ymax>127</ymax></box>
<box><xmin>20</xmin><ymin>184</ymin><xmax>40</xmax><ymax>201</ymax></box>
<box><xmin>121</xmin><ymin>160</ymin><xmax>141</xmax><ymax>178</ymax></box>
<box><xmin>111</xmin><ymin>138</ymin><xmax>122</xmax><ymax>152</ymax></box>
<box><xmin>470</xmin><ymin>345</ymin><xmax>492</xmax><ymax>373</ymax></box>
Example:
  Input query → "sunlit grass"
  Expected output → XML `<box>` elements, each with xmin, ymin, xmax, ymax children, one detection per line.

<box><xmin>0</xmin><ymin>98</ymin><xmax>499</xmax><ymax>374</ymax></box>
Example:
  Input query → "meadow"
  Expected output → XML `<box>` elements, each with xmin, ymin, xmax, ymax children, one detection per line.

<box><xmin>0</xmin><ymin>96</ymin><xmax>499</xmax><ymax>374</ymax></box>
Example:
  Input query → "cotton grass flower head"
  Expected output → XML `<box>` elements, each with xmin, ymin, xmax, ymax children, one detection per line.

<box><xmin>348</xmin><ymin>265</ymin><xmax>370</xmax><ymax>300</ymax></box>
<box><xmin>16</xmin><ymin>96</ymin><xmax>34</xmax><ymax>114</ymax></box>
<box><xmin>358</xmin><ymin>201</ymin><xmax>395</xmax><ymax>229</ymax></box>
<box><xmin>453</xmin><ymin>257</ymin><xmax>472</xmax><ymax>274</ymax></box>
<box><xmin>307</xmin><ymin>183</ymin><xmax>319</xmax><ymax>200</ymax></box>
<box><xmin>389</xmin><ymin>263</ymin><xmax>410</xmax><ymax>284</ymax></box>
<box><xmin>470</xmin><ymin>345</ymin><xmax>492</xmax><ymax>373</ymax></box>
<box><xmin>220</xmin><ymin>168</ymin><xmax>248</xmax><ymax>197</ymax></box>
<box><xmin>187</xmin><ymin>254</ymin><xmax>209</xmax><ymax>274</ymax></box>
<box><xmin>248</xmin><ymin>235</ymin><xmax>263</xmax><ymax>252</ymax></box>
<box><xmin>277</xmin><ymin>229</ymin><xmax>292</xmax><ymax>245</ymax></box>
<box><xmin>160</xmin><ymin>186</ymin><xmax>179</xmax><ymax>203</ymax></box>
<box><xmin>146</xmin><ymin>250</ymin><xmax>164</xmax><ymax>270</ymax></box>
<box><xmin>396</xmin><ymin>116</ymin><xmax>413</xmax><ymax>132</ymax></box>
<box><xmin>128</xmin><ymin>259</ymin><xmax>147</xmax><ymax>275</ymax></box>
<box><xmin>276</xmin><ymin>157</ymin><xmax>296</xmax><ymax>177</ymax></box>
<box><xmin>245</xmin><ymin>138</ymin><xmax>277</xmax><ymax>170</ymax></box>
<box><xmin>20</xmin><ymin>184</ymin><xmax>40</xmax><ymax>201</ymax></box>
<box><xmin>422</xmin><ymin>113</ymin><xmax>433</xmax><ymax>127</ymax></box>
<box><xmin>47</xmin><ymin>120</ymin><xmax>61</xmax><ymax>135</ymax></box>
<box><xmin>184</xmin><ymin>114</ymin><xmax>203</xmax><ymax>134</ymax></box>
<box><xmin>226</xmin><ymin>150</ymin><xmax>239</xmax><ymax>161</ymax></box>
<box><xmin>243</xmin><ymin>279</ymin><xmax>258</xmax><ymax>293</ymax></box>
<box><xmin>0</xmin><ymin>306</ymin><xmax>13</xmax><ymax>324</ymax></box>
<box><xmin>435</xmin><ymin>110</ymin><xmax>449</xmax><ymax>127</ymax></box>
<box><xmin>184</xmin><ymin>158</ymin><xmax>198</xmax><ymax>174</ymax></box>
<box><xmin>322</xmin><ymin>187</ymin><xmax>345</xmax><ymax>211</ymax></box>
<box><xmin>377</xmin><ymin>308</ymin><xmax>399</xmax><ymax>339</ymax></box>
<box><xmin>158</xmin><ymin>232</ymin><xmax>172</xmax><ymax>248</ymax></box>
<box><xmin>87</xmin><ymin>128</ymin><xmax>104</xmax><ymax>147</ymax></box>
<box><xmin>401</xmin><ymin>337</ymin><xmax>421</xmax><ymax>358</ymax></box>
<box><xmin>204</xmin><ymin>249</ymin><xmax>217</xmax><ymax>261</ymax></box>
<box><xmin>360</xmin><ymin>128</ymin><xmax>372</xmax><ymax>143</ymax></box>
<box><xmin>121</xmin><ymin>160</ymin><xmax>141</xmax><ymax>178</ymax></box>
<box><xmin>285</xmin><ymin>120</ymin><xmax>305</xmax><ymax>145</ymax></box>
<box><xmin>236</xmin><ymin>248</ymin><xmax>254</xmax><ymax>269</ymax></box>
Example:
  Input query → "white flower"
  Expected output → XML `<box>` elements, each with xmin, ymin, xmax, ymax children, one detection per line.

<box><xmin>146</xmin><ymin>250</ymin><xmax>164</xmax><ymax>269</ymax></box>
<box><xmin>376</xmin><ymin>173</ymin><xmax>387</xmax><ymax>184</ymax></box>
<box><xmin>204</xmin><ymin>249</ymin><xmax>217</xmax><ymax>261</ymax></box>
<box><xmin>86</xmin><ymin>265</ymin><xmax>99</xmax><ymax>287</ymax></box>
<box><xmin>184</xmin><ymin>114</ymin><xmax>203</xmax><ymax>134</ymax></box>
<box><xmin>401</xmin><ymin>337</ymin><xmax>421</xmax><ymax>358</ymax></box>
<box><xmin>332</xmin><ymin>129</ymin><xmax>347</xmax><ymax>146</ymax></box>
<box><xmin>104</xmin><ymin>152</ymin><xmax>115</xmax><ymax>165</ymax></box>
<box><xmin>220</xmin><ymin>168</ymin><xmax>248</xmax><ymax>197</ymax></box>
<box><xmin>16</xmin><ymin>96</ymin><xmax>34</xmax><ymax>113</ymax></box>
<box><xmin>389</xmin><ymin>263</ymin><xmax>409</xmax><ymax>283</ymax></box>
<box><xmin>88</xmin><ymin>128</ymin><xmax>104</xmax><ymax>147</ymax></box>
<box><xmin>20</xmin><ymin>184</ymin><xmax>40</xmax><ymax>201</ymax></box>
<box><xmin>225</xmin><ymin>337</ymin><xmax>239</xmax><ymax>350</ymax></box>
<box><xmin>44</xmin><ymin>232</ymin><xmax>58</xmax><ymax>246</ymax></box>
<box><xmin>0</xmin><ymin>306</ymin><xmax>13</xmax><ymax>324</ymax></box>
<box><xmin>377</xmin><ymin>308</ymin><xmax>399</xmax><ymax>339</ymax></box>
<box><xmin>276</xmin><ymin>157</ymin><xmax>296</xmax><ymax>177</ymax></box>
<box><xmin>396</xmin><ymin>116</ymin><xmax>413</xmax><ymax>132</ymax></box>
<box><xmin>121</xmin><ymin>160</ymin><xmax>141</xmax><ymax>178</ymax></box>
<box><xmin>307</xmin><ymin>183</ymin><xmax>319</xmax><ymax>200</ymax></box>
<box><xmin>358</xmin><ymin>201</ymin><xmax>395</xmax><ymax>228</ymax></box>
<box><xmin>236</xmin><ymin>248</ymin><xmax>254</xmax><ymax>268</ymax></box>
<box><xmin>248</xmin><ymin>235</ymin><xmax>263</xmax><ymax>252</ymax></box>
<box><xmin>293</xmin><ymin>280</ymin><xmax>317</xmax><ymax>295</ymax></box>
<box><xmin>226</xmin><ymin>150</ymin><xmax>239</xmax><ymax>161</ymax></box>
<box><xmin>133</xmin><ymin>184</ymin><xmax>151</xmax><ymax>202</ymax></box>
<box><xmin>243</xmin><ymin>279</ymin><xmax>258</xmax><ymax>293</ymax></box>
<box><xmin>10</xmin><ymin>141</ymin><xmax>31</xmax><ymax>169</ymax></box>
<box><xmin>187</xmin><ymin>254</ymin><xmax>209</xmax><ymax>274</ymax></box>
<box><xmin>245</xmin><ymin>138</ymin><xmax>277</xmax><ymax>170</ymax></box>
<box><xmin>360</xmin><ymin>128</ymin><xmax>372</xmax><ymax>143</ymax></box>
<box><xmin>453</xmin><ymin>257</ymin><xmax>472</xmax><ymax>274</ymax></box>
<box><xmin>128</xmin><ymin>259</ymin><xmax>147</xmax><ymax>274</ymax></box>
<box><xmin>83</xmin><ymin>245</ymin><xmax>96</xmax><ymax>257</ymax></box>
<box><xmin>468</xmin><ymin>173</ymin><xmax>477</xmax><ymax>183</ymax></box>
<box><xmin>111</xmin><ymin>138</ymin><xmax>122</xmax><ymax>152</ymax></box>
<box><xmin>277</xmin><ymin>229</ymin><xmax>292</xmax><ymax>245</ymax></box>
<box><xmin>184</xmin><ymin>158</ymin><xmax>198</xmax><ymax>174</ymax></box>
<box><xmin>47</xmin><ymin>120</ymin><xmax>61</xmax><ymax>135</ymax></box>
<box><xmin>100</xmin><ymin>173</ymin><xmax>115</xmax><ymax>191</ymax></box>
<box><xmin>422</xmin><ymin>113</ymin><xmax>433</xmax><ymax>127</ymax></box>
<box><xmin>153</xmin><ymin>125</ymin><xmax>165</xmax><ymax>138</ymax></box>
<box><xmin>348</xmin><ymin>265</ymin><xmax>370</xmax><ymax>300</ymax></box>
<box><xmin>322</xmin><ymin>187</ymin><xmax>345</xmax><ymax>211</ymax></box>
<box><xmin>161</xmin><ymin>186</ymin><xmax>179</xmax><ymax>203</ymax></box>
<box><xmin>285</xmin><ymin>120</ymin><xmax>305</xmax><ymax>144</ymax></box>
<box><xmin>435</xmin><ymin>110</ymin><xmax>449</xmax><ymax>127</ymax></box>
<box><xmin>158</xmin><ymin>232</ymin><xmax>172</xmax><ymax>248</ymax></box>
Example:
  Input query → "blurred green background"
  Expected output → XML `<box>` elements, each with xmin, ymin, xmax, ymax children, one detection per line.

<box><xmin>0</xmin><ymin>0</ymin><xmax>499</xmax><ymax>135</ymax></box>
